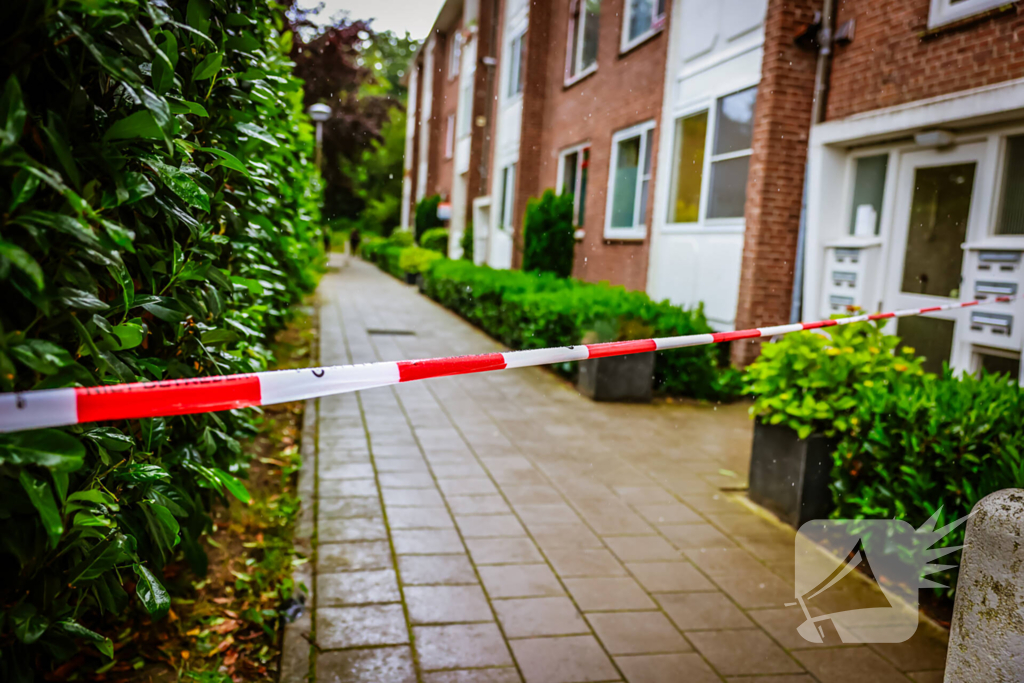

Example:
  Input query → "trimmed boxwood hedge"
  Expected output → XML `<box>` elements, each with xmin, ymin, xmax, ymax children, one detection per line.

<box><xmin>422</xmin><ymin>259</ymin><xmax>741</xmax><ymax>400</ymax></box>
<box><xmin>0</xmin><ymin>0</ymin><xmax>322</xmax><ymax>677</ymax></box>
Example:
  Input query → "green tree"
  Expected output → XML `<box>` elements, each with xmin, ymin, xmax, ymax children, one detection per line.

<box><xmin>342</xmin><ymin>106</ymin><xmax>406</xmax><ymax>234</ymax></box>
<box><xmin>523</xmin><ymin>190</ymin><xmax>576</xmax><ymax>278</ymax></box>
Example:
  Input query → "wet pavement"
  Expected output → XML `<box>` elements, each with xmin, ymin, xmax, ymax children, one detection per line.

<box><xmin>300</xmin><ymin>257</ymin><xmax>949</xmax><ymax>683</ymax></box>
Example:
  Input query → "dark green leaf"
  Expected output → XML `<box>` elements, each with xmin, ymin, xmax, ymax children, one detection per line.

<box><xmin>20</xmin><ymin>470</ymin><xmax>63</xmax><ymax>547</ymax></box>
<box><xmin>134</xmin><ymin>564</ymin><xmax>170</xmax><ymax>619</ymax></box>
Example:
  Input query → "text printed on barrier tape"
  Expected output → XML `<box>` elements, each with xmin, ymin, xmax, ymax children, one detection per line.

<box><xmin>0</xmin><ymin>296</ymin><xmax>1015</xmax><ymax>433</ymax></box>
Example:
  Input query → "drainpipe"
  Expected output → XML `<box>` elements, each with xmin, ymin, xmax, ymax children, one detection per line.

<box><xmin>789</xmin><ymin>0</ymin><xmax>836</xmax><ymax>323</ymax></box>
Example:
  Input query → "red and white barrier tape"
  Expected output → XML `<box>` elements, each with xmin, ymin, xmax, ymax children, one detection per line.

<box><xmin>0</xmin><ymin>296</ymin><xmax>1015</xmax><ymax>433</ymax></box>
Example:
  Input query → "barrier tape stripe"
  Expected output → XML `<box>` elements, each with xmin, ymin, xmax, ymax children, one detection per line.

<box><xmin>0</xmin><ymin>296</ymin><xmax>1014</xmax><ymax>433</ymax></box>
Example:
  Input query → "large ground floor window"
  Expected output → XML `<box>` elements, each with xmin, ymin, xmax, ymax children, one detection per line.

<box><xmin>558</xmin><ymin>143</ymin><xmax>590</xmax><ymax>227</ymax></box>
<box><xmin>606</xmin><ymin>121</ymin><xmax>655</xmax><ymax>239</ymax></box>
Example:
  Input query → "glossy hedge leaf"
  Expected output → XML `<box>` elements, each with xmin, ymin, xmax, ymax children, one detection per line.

<box><xmin>11</xmin><ymin>603</ymin><xmax>48</xmax><ymax>645</ymax></box>
<box><xmin>198</xmin><ymin>146</ymin><xmax>249</xmax><ymax>176</ymax></box>
<box><xmin>104</xmin><ymin>111</ymin><xmax>164</xmax><ymax>141</ymax></box>
<box><xmin>56</xmin><ymin>621</ymin><xmax>113</xmax><ymax>658</ymax></box>
<box><xmin>0</xmin><ymin>429</ymin><xmax>86</xmax><ymax>471</ymax></box>
<box><xmin>0</xmin><ymin>76</ymin><xmax>26</xmax><ymax>150</ymax></box>
<box><xmin>9</xmin><ymin>339</ymin><xmax>74</xmax><ymax>374</ymax></box>
<box><xmin>193</xmin><ymin>52</ymin><xmax>223</xmax><ymax>81</ymax></box>
<box><xmin>235</xmin><ymin>122</ymin><xmax>279</xmax><ymax>147</ymax></box>
<box><xmin>133</xmin><ymin>564</ymin><xmax>170</xmax><ymax>619</ymax></box>
<box><xmin>212</xmin><ymin>468</ymin><xmax>251</xmax><ymax>503</ymax></box>
<box><xmin>0</xmin><ymin>240</ymin><xmax>44</xmax><ymax>289</ymax></box>
<box><xmin>19</xmin><ymin>470</ymin><xmax>63</xmax><ymax>547</ymax></box>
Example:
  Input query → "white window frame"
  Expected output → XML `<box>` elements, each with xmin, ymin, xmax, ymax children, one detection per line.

<box><xmin>605</xmin><ymin>120</ymin><xmax>655</xmax><ymax>240</ymax></box>
<box><xmin>448</xmin><ymin>32</ymin><xmax>462</xmax><ymax>79</ymax></box>
<box><xmin>665</xmin><ymin>82</ymin><xmax>758</xmax><ymax>233</ymax></box>
<box><xmin>445</xmin><ymin>114</ymin><xmax>455</xmax><ymax>159</ymax></box>
<box><xmin>557</xmin><ymin>142</ymin><xmax>591</xmax><ymax>226</ymax></box>
<box><xmin>457</xmin><ymin>77</ymin><xmax>474</xmax><ymax>139</ymax></box>
<box><xmin>499</xmin><ymin>163</ymin><xmax>517</xmax><ymax>231</ymax></box>
<box><xmin>507</xmin><ymin>30</ymin><xmax>526</xmax><ymax>99</ymax></box>
<box><xmin>565</xmin><ymin>0</ymin><xmax>599</xmax><ymax>86</ymax></box>
<box><xmin>621</xmin><ymin>0</ymin><xmax>666</xmax><ymax>53</ymax></box>
<box><xmin>928</xmin><ymin>0</ymin><xmax>1006</xmax><ymax>29</ymax></box>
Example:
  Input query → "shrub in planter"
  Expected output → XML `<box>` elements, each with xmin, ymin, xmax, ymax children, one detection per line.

<box><xmin>522</xmin><ymin>190</ymin><xmax>575</xmax><ymax>278</ymax></box>
<box><xmin>422</xmin><ymin>260</ymin><xmax>738</xmax><ymax>401</ymax></box>
<box><xmin>420</xmin><ymin>227</ymin><xmax>449</xmax><ymax>255</ymax></box>
<box><xmin>0</xmin><ymin>0</ymin><xmax>322</xmax><ymax>677</ymax></box>
<box><xmin>414</xmin><ymin>195</ymin><xmax>444</xmax><ymax>243</ymax></box>
<box><xmin>578</xmin><ymin>317</ymin><xmax>658</xmax><ymax>402</ymax></box>
<box><xmin>743</xmin><ymin>321</ymin><xmax>925</xmax><ymax>526</ymax></box>
<box><xmin>399</xmin><ymin>247</ymin><xmax>444</xmax><ymax>275</ymax></box>
<box><xmin>832</xmin><ymin>368</ymin><xmax>1024</xmax><ymax>596</ymax></box>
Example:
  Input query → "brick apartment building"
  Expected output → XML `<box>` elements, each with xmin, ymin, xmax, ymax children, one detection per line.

<box><xmin>403</xmin><ymin>0</ymin><xmax>1024</xmax><ymax>379</ymax></box>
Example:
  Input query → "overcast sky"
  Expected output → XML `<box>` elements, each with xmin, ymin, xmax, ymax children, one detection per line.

<box><xmin>300</xmin><ymin>0</ymin><xmax>446</xmax><ymax>40</ymax></box>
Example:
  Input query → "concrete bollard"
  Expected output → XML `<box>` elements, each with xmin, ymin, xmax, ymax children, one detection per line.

<box><xmin>944</xmin><ymin>489</ymin><xmax>1024</xmax><ymax>682</ymax></box>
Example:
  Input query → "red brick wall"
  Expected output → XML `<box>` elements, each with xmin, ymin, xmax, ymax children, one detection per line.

<box><xmin>513</xmin><ymin>0</ymin><xmax>667</xmax><ymax>290</ymax></box>
<box><xmin>827</xmin><ymin>0</ymin><xmax>1024</xmax><ymax>121</ymax></box>
<box><xmin>467</xmin><ymin>0</ymin><xmax>503</xmax><ymax>223</ymax></box>
<box><xmin>433</xmin><ymin>22</ymin><xmax>463</xmax><ymax>201</ymax></box>
<box><xmin>732</xmin><ymin>0</ymin><xmax>821</xmax><ymax>366</ymax></box>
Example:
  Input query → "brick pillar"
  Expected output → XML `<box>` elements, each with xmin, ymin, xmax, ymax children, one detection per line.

<box><xmin>510</xmin><ymin>0</ymin><xmax>552</xmax><ymax>269</ymax></box>
<box><xmin>426</xmin><ymin>34</ymin><xmax>447</xmax><ymax>197</ymax></box>
<box><xmin>466</xmin><ymin>0</ymin><xmax>498</xmax><ymax>221</ymax></box>
<box><xmin>732</xmin><ymin>0</ymin><xmax>821</xmax><ymax>367</ymax></box>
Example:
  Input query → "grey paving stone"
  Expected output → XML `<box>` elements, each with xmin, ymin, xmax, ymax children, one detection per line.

<box><xmin>318</xmin><ymin>496</ymin><xmax>381</xmax><ymax>520</ymax></box>
<box><xmin>604</xmin><ymin>535</ymin><xmax>682</xmax><ymax>562</ymax></box>
<box><xmin>545</xmin><ymin>548</ymin><xmax>628</xmax><ymax>577</ymax></box>
<box><xmin>456</xmin><ymin>514</ymin><xmax>527</xmax><ymax>538</ymax></box>
<box><xmin>492</xmin><ymin>597</ymin><xmax>589</xmax><ymax>638</ymax></box>
<box><xmin>405</xmin><ymin>585</ymin><xmax>493</xmax><ymax>624</ymax></box>
<box><xmin>587</xmin><ymin>611</ymin><xmax>691</xmax><ymax>655</ymax></box>
<box><xmin>387</xmin><ymin>506</ymin><xmax>455</xmax><ymax>529</ymax></box>
<box><xmin>465</xmin><ymin>537</ymin><xmax>544</xmax><ymax>565</ymax></box>
<box><xmin>687</xmin><ymin>629</ymin><xmax>804</xmax><ymax>676</ymax></box>
<box><xmin>510</xmin><ymin>635</ymin><xmax>618</xmax><ymax>683</ymax></box>
<box><xmin>317</xmin><ymin>569</ymin><xmax>400</xmax><ymax>606</ymax></box>
<box><xmin>414</xmin><ymin>623</ymin><xmax>514</xmax><ymax>670</ymax></box>
<box><xmin>316</xmin><ymin>645</ymin><xmax>416</xmax><ymax>683</ymax></box>
<box><xmin>626</xmin><ymin>561</ymin><xmax>717</xmax><ymax>593</ymax></box>
<box><xmin>392</xmin><ymin>528</ymin><xmax>464</xmax><ymax>554</ymax></box>
<box><xmin>421</xmin><ymin>669</ymin><xmax>521</xmax><ymax>683</ymax></box>
<box><xmin>319</xmin><ymin>541</ymin><xmax>393</xmax><ymax>572</ymax></box>
<box><xmin>316</xmin><ymin>605</ymin><xmax>409</xmax><ymax>649</ymax></box>
<box><xmin>615</xmin><ymin>653</ymin><xmax>721</xmax><ymax>683</ymax></box>
<box><xmin>382</xmin><ymin>487</ymin><xmax>446</xmax><ymax>507</ymax></box>
<box><xmin>446</xmin><ymin>495</ymin><xmax>512</xmax><ymax>515</ymax></box>
<box><xmin>398</xmin><ymin>554</ymin><xmax>478</xmax><ymax>585</ymax></box>
<box><xmin>478</xmin><ymin>564</ymin><xmax>564</xmax><ymax>599</ymax></box>
<box><xmin>318</xmin><ymin>517</ymin><xmax>388</xmax><ymax>543</ymax></box>
<box><xmin>657</xmin><ymin>592</ymin><xmax>754</xmax><ymax>631</ymax></box>
<box><xmin>795</xmin><ymin>646</ymin><xmax>928</xmax><ymax>683</ymax></box>
<box><xmin>564</xmin><ymin>576</ymin><xmax>657</xmax><ymax>612</ymax></box>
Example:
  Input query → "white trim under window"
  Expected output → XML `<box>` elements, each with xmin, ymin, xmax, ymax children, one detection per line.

<box><xmin>566</xmin><ymin>0</ymin><xmax>600</xmax><ymax>85</ymax></box>
<box><xmin>499</xmin><ymin>163</ymin><xmax>517</xmax><ymax>230</ymax></box>
<box><xmin>445</xmin><ymin>114</ymin><xmax>455</xmax><ymax>159</ymax></box>
<box><xmin>557</xmin><ymin>142</ymin><xmax>591</xmax><ymax>226</ymax></box>
<box><xmin>928</xmin><ymin>0</ymin><xmax>1006</xmax><ymax>29</ymax></box>
<box><xmin>605</xmin><ymin>121</ymin><xmax>655</xmax><ymax>240</ymax></box>
<box><xmin>507</xmin><ymin>31</ymin><xmax>526</xmax><ymax>98</ymax></box>
<box><xmin>448</xmin><ymin>32</ymin><xmax>462</xmax><ymax>79</ymax></box>
<box><xmin>621</xmin><ymin>0</ymin><xmax>666</xmax><ymax>53</ymax></box>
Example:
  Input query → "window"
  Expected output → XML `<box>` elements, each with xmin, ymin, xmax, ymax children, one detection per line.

<box><xmin>566</xmin><ymin>0</ymin><xmax>600</xmax><ymax>82</ymax></box>
<box><xmin>996</xmin><ymin>135</ymin><xmax>1024</xmax><ymax>235</ymax></box>
<box><xmin>928</xmin><ymin>0</ymin><xmax>1007</xmax><ymax>29</ymax></box>
<box><xmin>622</xmin><ymin>0</ymin><xmax>666</xmax><ymax>51</ymax></box>
<box><xmin>558</xmin><ymin>144</ymin><xmax>590</xmax><ymax>226</ymax></box>
<box><xmin>668</xmin><ymin>112</ymin><xmax>707</xmax><ymax>223</ymax></box>
<box><xmin>508</xmin><ymin>32</ymin><xmax>526</xmax><ymax>97</ymax></box>
<box><xmin>848</xmin><ymin>155</ymin><xmax>888</xmax><ymax>236</ymax></box>
<box><xmin>499</xmin><ymin>163</ymin><xmax>517</xmax><ymax>230</ymax></box>
<box><xmin>606</xmin><ymin>121</ymin><xmax>655</xmax><ymax>239</ymax></box>
<box><xmin>448</xmin><ymin>32</ymin><xmax>461</xmax><ymax>79</ymax></box>
<box><xmin>445</xmin><ymin>115</ymin><xmax>455</xmax><ymax>159</ymax></box>
<box><xmin>707</xmin><ymin>86</ymin><xmax>756</xmax><ymax>219</ymax></box>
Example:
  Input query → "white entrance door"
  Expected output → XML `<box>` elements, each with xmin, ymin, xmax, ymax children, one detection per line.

<box><xmin>884</xmin><ymin>143</ymin><xmax>986</xmax><ymax>372</ymax></box>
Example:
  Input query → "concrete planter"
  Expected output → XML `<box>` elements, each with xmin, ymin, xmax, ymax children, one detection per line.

<box><xmin>576</xmin><ymin>352</ymin><xmax>654</xmax><ymax>403</ymax></box>
<box><xmin>748</xmin><ymin>421</ymin><xmax>837</xmax><ymax>528</ymax></box>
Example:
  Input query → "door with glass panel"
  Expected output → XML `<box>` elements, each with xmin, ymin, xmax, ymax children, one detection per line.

<box><xmin>885</xmin><ymin>144</ymin><xmax>986</xmax><ymax>373</ymax></box>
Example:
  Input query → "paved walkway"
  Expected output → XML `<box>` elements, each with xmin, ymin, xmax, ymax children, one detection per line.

<box><xmin>304</xmin><ymin>258</ymin><xmax>948</xmax><ymax>683</ymax></box>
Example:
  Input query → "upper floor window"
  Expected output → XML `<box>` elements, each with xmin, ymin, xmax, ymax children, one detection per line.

<box><xmin>457</xmin><ymin>77</ymin><xmax>473</xmax><ymax>139</ymax></box>
<box><xmin>996</xmin><ymin>134</ymin><xmax>1024</xmax><ymax>236</ymax></box>
<box><xmin>500</xmin><ymin>163</ymin><xmax>517</xmax><ymax>229</ymax></box>
<box><xmin>448</xmin><ymin>32</ymin><xmax>462</xmax><ymax>79</ymax></box>
<box><xmin>928</xmin><ymin>0</ymin><xmax>1006</xmax><ymax>28</ymax></box>
<box><xmin>508</xmin><ymin>31</ymin><xmax>526</xmax><ymax>98</ymax></box>
<box><xmin>445</xmin><ymin>115</ymin><xmax>455</xmax><ymax>159</ymax></box>
<box><xmin>622</xmin><ymin>0</ymin><xmax>665</xmax><ymax>51</ymax></box>
<box><xmin>567</xmin><ymin>0</ymin><xmax>600</xmax><ymax>83</ymax></box>
<box><xmin>558</xmin><ymin>144</ymin><xmax>590</xmax><ymax>226</ymax></box>
<box><xmin>606</xmin><ymin>121</ymin><xmax>655</xmax><ymax>239</ymax></box>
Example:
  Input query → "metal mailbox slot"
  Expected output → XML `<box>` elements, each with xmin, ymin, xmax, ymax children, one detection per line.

<box><xmin>974</xmin><ymin>281</ymin><xmax>1018</xmax><ymax>300</ymax></box>
<box><xmin>832</xmin><ymin>271</ymin><xmax>857</xmax><ymax>288</ymax></box>
<box><xmin>977</xmin><ymin>251</ymin><xmax>1022</xmax><ymax>273</ymax></box>
<box><xmin>833</xmin><ymin>248</ymin><xmax>861</xmax><ymax>264</ymax></box>
<box><xmin>970</xmin><ymin>311</ymin><xmax>1013</xmax><ymax>336</ymax></box>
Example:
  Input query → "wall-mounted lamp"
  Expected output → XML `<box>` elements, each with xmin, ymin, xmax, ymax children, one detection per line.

<box><xmin>914</xmin><ymin>129</ymin><xmax>956</xmax><ymax>148</ymax></box>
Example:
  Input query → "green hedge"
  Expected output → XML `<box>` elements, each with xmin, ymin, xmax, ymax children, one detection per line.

<box><xmin>746</xmin><ymin>322</ymin><xmax>1024</xmax><ymax>596</ymax></box>
<box><xmin>420</xmin><ymin>227</ymin><xmax>449</xmax><ymax>254</ymax></box>
<box><xmin>422</xmin><ymin>260</ymin><xmax>740</xmax><ymax>400</ymax></box>
<box><xmin>361</xmin><ymin>232</ymin><xmax>441</xmax><ymax>278</ymax></box>
<box><xmin>414</xmin><ymin>194</ymin><xmax>444</xmax><ymax>243</ymax></box>
<box><xmin>0</xmin><ymin>0</ymin><xmax>321</xmax><ymax>677</ymax></box>
<box><xmin>522</xmin><ymin>190</ymin><xmax>574</xmax><ymax>278</ymax></box>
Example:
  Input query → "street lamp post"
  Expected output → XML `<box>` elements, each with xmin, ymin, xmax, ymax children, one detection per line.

<box><xmin>307</xmin><ymin>103</ymin><xmax>331</xmax><ymax>171</ymax></box>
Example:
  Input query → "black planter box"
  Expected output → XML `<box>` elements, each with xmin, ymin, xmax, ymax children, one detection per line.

<box><xmin>576</xmin><ymin>352</ymin><xmax>654</xmax><ymax>403</ymax></box>
<box><xmin>416</xmin><ymin>273</ymin><xmax>426</xmax><ymax>293</ymax></box>
<box><xmin>748</xmin><ymin>421</ymin><xmax>837</xmax><ymax>528</ymax></box>
<box><xmin>404</xmin><ymin>271</ymin><xmax>417</xmax><ymax>285</ymax></box>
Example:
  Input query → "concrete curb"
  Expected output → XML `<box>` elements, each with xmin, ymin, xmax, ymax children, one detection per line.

<box><xmin>944</xmin><ymin>488</ymin><xmax>1024</xmax><ymax>682</ymax></box>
